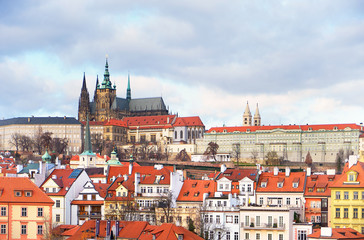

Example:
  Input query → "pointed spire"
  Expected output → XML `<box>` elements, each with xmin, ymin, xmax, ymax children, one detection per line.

<box><xmin>82</xmin><ymin>72</ymin><xmax>87</xmax><ymax>90</ymax></box>
<box><xmin>244</xmin><ymin>101</ymin><xmax>251</xmax><ymax>115</ymax></box>
<box><xmin>126</xmin><ymin>72</ymin><xmax>131</xmax><ymax>101</ymax></box>
<box><xmin>254</xmin><ymin>103</ymin><xmax>260</xmax><ymax>117</ymax></box>
<box><xmin>83</xmin><ymin>114</ymin><xmax>93</xmax><ymax>154</ymax></box>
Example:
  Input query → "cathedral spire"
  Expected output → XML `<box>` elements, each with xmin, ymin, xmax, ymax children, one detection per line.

<box><xmin>243</xmin><ymin>101</ymin><xmax>252</xmax><ymax>126</ymax></box>
<box><xmin>127</xmin><ymin>73</ymin><xmax>131</xmax><ymax>101</ymax></box>
<box><xmin>82</xmin><ymin>72</ymin><xmax>87</xmax><ymax>90</ymax></box>
<box><xmin>101</xmin><ymin>57</ymin><xmax>112</xmax><ymax>89</ymax></box>
<box><xmin>254</xmin><ymin>103</ymin><xmax>261</xmax><ymax>126</ymax></box>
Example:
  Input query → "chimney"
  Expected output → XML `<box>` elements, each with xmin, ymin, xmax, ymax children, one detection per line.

<box><xmin>52</xmin><ymin>175</ymin><xmax>57</xmax><ymax>179</ymax></box>
<box><xmin>285</xmin><ymin>167</ymin><xmax>290</xmax><ymax>177</ymax></box>
<box><xmin>348</xmin><ymin>155</ymin><xmax>358</xmax><ymax>169</ymax></box>
<box><xmin>39</xmin><ymin>161</ymin><xmax>43</xmax><ymax>175</ymax></box>
<box><xmin>273</xmin><ymin>167</ymin><xmax>279</xmax><ymax>176</ymax></box>
<box><xmin>129</xmin><ymin>162</ymin><xmax>133</xmax><ymax>175</ymax></box>
<box><xmin>16</xmin><ymin>165</ymin><xmax>24</xmax><ymax>173</ymax></box>
<box><xmin>167</xmin><ymin>117</ymin><xmax>169</xmax><ymax>123</ymax></box>
<box><xmin>220</xmin><ymin>164</ymin><xmax>227</xmax><ymax>173</ymax></box>
<box><xmin>321</xmin><ymin>227</ymin><xmax>332</xmax><ymax>237</ymax></box>
<box><xmin>307</xmin><ymin>167</ymin><xmax>311</xmax><ymax>177</ymax></box>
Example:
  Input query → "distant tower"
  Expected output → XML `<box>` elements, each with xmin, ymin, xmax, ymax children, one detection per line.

<box><xmin>80</xmin><ymin>115</ymin><xmax>96</xmax><ymax>168</ymax></box>
<box><xmin>253</xmin><ymin>103</ymin><xmax>261</xmax><ymax>126</ymax></box>
<box><xmin>93</xmin><ymin>75</ymin><xmax>99</xmax><ymax>103</ymax></box>
<box><xmin>126</xmin><ymin>73</ymin><xmax>131</xmax><ymax>101</ymax></box>
<box><xmin>243</xmin><ymin>101</ymin><xmax>252</xmax><ymax>126</ymax></box>
<box><xmin>78</xmin><ymin>73</ymin><xmax>90</xmax><ymax>121</ymax></box>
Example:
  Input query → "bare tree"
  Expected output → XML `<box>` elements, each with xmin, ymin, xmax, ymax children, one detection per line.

<box><xmin>336</xmin><ymin>149</ymin><xmax>344</xmax><ymax>173</ymax></box>
<box><xmin>9</xmin><ymin>133</ymin><xmax>22</xmax><ymax>152</ymax></box>
<box><xmin>266</xmin><ymin>151</ymin><xmax>280</xmax><ymax>165</ymax></box>
<box><xmin>91</xmin><ymin>133</ymin><xmax>104</xmax><ymax>154</ymax></box>
<box><xmin>41</xmin><ymin>132</ymin><xmax>53</xmax><ymax>150</ymax></box>
<box><xmin>51</xmin><ymin>137</ymin><xmax>69</xmax><ymax>155</ymax></box>
<box><xmin>232</xmin><ymin>143</ymin><xmax>241</xmax><ymax>165</ymax></box>
<box><xmin>33</xmin><ymin>127</ymin><xmax>44</xmax><ymax>154</ymax></box>
<box><xmin>19</xmin><ymin>135</ymin><xmax>33</xmax><ymax>152</ymax></box>
<box><xmin>204</xmin><ymin>142</ymin><xmax>219</xmax><ymax>161</ymax></box>
<box><xmin>156</xmin><ymin>191</ymin><xmax>175</xmax><ymax>224</ymax></box>
<box><xmin>42</xmin><ymin>214</ymin><xmax>63</xmax><ymax>240</ymax></box>
<box><xmin>305</xmin><ymin>151</ymin><xmax>313</xmax><ymax>167</ymax></box>
<box><xmin>175</xmin><ymin>149</ymin><xmax>190</xmax><ymax>162</ymax></box>
<box><xmin>250</xmin><ymin>149</ymin><xmax>259</xmax><ymax>163</ymax></box>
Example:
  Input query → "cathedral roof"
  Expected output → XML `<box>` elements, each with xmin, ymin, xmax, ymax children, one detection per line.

<box><xmin>129</xmin><ymin>97</ymin><xmax>167</xmax><ymax>112</ymax></box>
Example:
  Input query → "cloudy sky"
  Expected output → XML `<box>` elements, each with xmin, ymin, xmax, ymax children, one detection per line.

<box><xmin>1</xmin><ymin>1</ymin><xmax>364</xmax><ymax>129</ymax></box>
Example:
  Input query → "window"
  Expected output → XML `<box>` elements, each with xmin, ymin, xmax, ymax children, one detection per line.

<box><xmin>15</xmin><ymin>191</ymin><xmax>21</xmax><ymax>197</ymax></box>
<box><xmin>209</xmin><ymin>231</ymin><xmax>214</xmax><ymax>240</ymax></box>
<box><xmin>0</xmin><ymin>225</ymin><xmax>6</xmax><ymax>234</ymax></box>
<box><xmin>0</xmin><ymin>207</ymin><xmax>6</xmax><ymax>216</ymax></box>
<box><xmin>21</xmin><ymin>225</ymin><xmax>27</xmax><ymax>235</ymax></box>
<box><xmin>268</xmin><ymin>233</ymin><xmax>272</xmax><ymax>240</ymax></box>
<box><xmin>256</xmin><ymin>233</ymin><xmax>261</xmax><ymax>240</ymax></box>
<box><xmin>151</xmin><ymin>135</ymin><xmax>156</xmax><ymax>142</ymax></box>
<box><xmin>259</xmin><ymin>197</ymin><xmax>263</xmax><ymax>205</ymax></box>
<box><xmin>354</xmin><ymin>191</ymin><xmax>359</xmax><ymax>200</ymax></box>
<box><xmin>362</xmin><ymin>191</ymin><xmax>364</xmax><ymax>199</ymax></box>
<box><xmin>226</xmin><ymin>232</ymin><xmax>231</xmax><ymax>240</ymax></box>
<box><xmin>25</xmin><ymin>191</ymin><xmax>32</xmax><ymax>197</ymax></box>
<box><xmin>247</xmin><ymin>184</ymin><xmax>252</xmax><ymax>192</ymax></box>
<box><xmin>21</xmin><ymin>207</ymin><xmax>27</xmax><ymax>217</ymax></box>
<box><xmin>344</xmin><ymin>192</ymin><xmax>349</xmax><ymax>200</ymax></box>
<box><xmin>56</xmin><ymin>214</ymin><xmax>60</xmax><ymax>222</ymax></box>
<box><xmin>226</xmin><ymin>215</ymin><xmax>232</xmax><ymax>223</ymax></box>
<box><xmin>141</xmin><ymin>187</ymin><xmax>146</xmax><ymax>193</ymax></box>
<box><xmin>244</xmin><ymin>233</ymin><xmax>249</xmax><ymax>240</ymax></box>
<box><xmin>210</xmin><ymin>215</ymin><xmax>213</xmax><ymax>223</ymax></box>
<box><xmin>245</xmin><ymin>215</ymin><xmax>249</xmax><ymax>226</ymax></box>
<box><xmin>92</xmin><ymin>195</ymin><xmax>96</xmax><ymax>200</ymax></box>
<box><xmin>279</xmin><ymin>216</ymin><xmax>284</xmax><ymax>227</ymax></box>
<box><xmin>293</xmin><ymin>182</ymin><xmax>298</xmax><ymax>188</ymax></box>
<box><xmin>335</xmin><ymin>208</ymin><xmax>340</xmax><ymax>218</ymax></box>
<box><xmin>56</xmin><ymin>200</ymin><xmax>60</xmax><ymax>208</ymax></box>
<box><xmin>286</xmin><ymin>198</ymin><xmax>291</xmax><ymax>205</ymax></box>
<box><xmin>362</xmin><ymin>208</ymin><xmax>364</xmax><ymax>218</ymax></box>
<box><xmin>37</xmin><ymin>225</ymin><xmax>43</xmax><ymax>235</ymax></box>
<box><xmin>147</xmin><ymin>187</ymin><xmax>153</xmax><ymax>193</ymax></box>
<box><xmin>234</xmin><ymin>215</ymin><xmax>238</xmax><ymax>224</ymax></box>
<box><xmin>268</xmin><ymin>216</ymin><xmax>272</xmax><ymax>226</ymax></box>
<box><xmin>354</xmin><ymin>208</ymin><xmax>358</xmax><ymax>218</ymax></box>
<box><xmin>279</xmin><ymin>234</ymin><xmax>284</xmax><ymax>240</ymax></box>
<box><xmin>336</xmin><ymin>191</ymin><xmax>340</xmax><ymax>199</ymax></box>
<box><xmin>298</xmin><ymin>230</ymin><xmax>307</xmax><ymax>240</ymax></box>
<box><xmin>344</xmin><ymin>208</ymin><xmax>348</xmax><ymax>218</ymax></box>
<box><xmin>296</xmin><ymin>198</ymin><xmax>300</xmax><ymax>206</ymax></box>
<box><xmin>234</xmin><ymin>232</ymin><xmax>238</xmax><ymax>240</ymax></box>
<box><xmin>256</xmin><ymin>216</ymin><xmax>260</xmax><ymax>226</ymax></box>
<box><xmin>216</xmin><ymin>215</ymin><xmax>220</xmax><ymax>224</ymax></box>
<box><xmin>37</xmin><ymin>208</ymin><xmax>43</xmax><ymax>217</ymax></box>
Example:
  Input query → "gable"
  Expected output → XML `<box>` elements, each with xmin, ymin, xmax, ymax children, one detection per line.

<box><xmin>42</xmin><ymin>178</ymin><xmax>59</xmax><ymax>188</ymax></box>
<box><xmin>239</xmin><ymin>176</ymin><xmax>254</xmax><ymax>183</ymax></box>
<box><xmin>217</xmin><ymin>177</ymin><xmax>231</xmax><ymax>183</ymax></box>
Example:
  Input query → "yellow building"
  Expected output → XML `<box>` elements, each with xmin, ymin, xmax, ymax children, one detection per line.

<box><xmin>330</xmin><ymin>158</ymin><xmax>364</xmax><ymax>233</ymax></box>
<box><xmin>0</xmin><ymin>177</ymin><xmax>54</xmax><ymax>240</ymax></box>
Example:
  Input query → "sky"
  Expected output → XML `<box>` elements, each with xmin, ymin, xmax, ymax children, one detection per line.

<box><xmin>1</xmin><ymin>1</ymin><xmax>364</xmax><ymax>129</ymax></box>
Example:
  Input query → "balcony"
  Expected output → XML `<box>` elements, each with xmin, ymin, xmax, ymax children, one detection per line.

<box><xmin>241</xmin><ymin>223</ymin><xmax>286</xmax><ymax>230</ymax></box>
<box><xmin>78</xmin><ymin>211</ymin><xmax>102</xmax><ymax>217</ymax></box>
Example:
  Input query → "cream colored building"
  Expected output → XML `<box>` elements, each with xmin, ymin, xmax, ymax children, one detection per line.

<box><xmin>0</xmin><ymin>116</ymin><xmax>83</xmax><ymax>154</ymax></box>
<box><xmin>198</xmin><ymin>123</ymin><xmax>362</xmax><ymax>163</ymax></box>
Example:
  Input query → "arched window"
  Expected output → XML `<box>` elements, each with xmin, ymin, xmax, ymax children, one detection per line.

<box><xmin>180</xmin><ymin>130</ymin><xmax>183</xmax><ymax>139</ymax></box>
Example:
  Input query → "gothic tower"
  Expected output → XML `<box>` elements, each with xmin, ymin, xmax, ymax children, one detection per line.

<box><xmin>94</xmin><ymin>58</ymin><xmax>117</xmax><ymax>121</ymax></box>
<box><xmin>78</xmin><ymin>73</ymin><xmax>90</xmax><ymax>121</ymax></box>
<box><xmin>253</xmin><ymin>103</ymin><xmax>261</xmax><ymax>126</ymax></box>
<box><xmin>243</xmin><ymin>101</ymin><xmax>252</xmax><ymax>126</ymax></box>
<box><xmin>126</xmin><ymin>73</ymin><xmax>131</xmax><ymax>101</ymax></box>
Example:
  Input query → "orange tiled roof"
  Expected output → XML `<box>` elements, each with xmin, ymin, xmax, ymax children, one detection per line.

<box><xmin>173</xmin><ymin>116</ymin><xmax>204</xmax><ymax>127</ymax></box>
<box><xmin>304</xmin><ymin>174</ymin><xmax>335</xmax><ymax>197</ymax></box>
<box><xmin>331</xmin><ymin>162</ymin><xmax>364</xmax><ymax>188</ymax></box>
<box><xmin>104</xmin><ymin>119</ymin><xmax>127</xmax><ymax>127</ymax></box>
<box><xmin>123</xmin><ymin>115</ymin><xmax>176</xmax><ymax>127</ymax></box>
<box><xmin>207</xmin><ymin>123</ymin><xmax>361</xmax><ymax>133</ymax></box>
<box><xmin>256</xmin><ymin>171</ymin><xmax>306</xmax><ymax>193</ymax></box>
<box><xmin>140</xmin><ymin>223</ymin><xmax>204</xmax><ymax>240</ymax></box>
<box><xmin>177</xmin><ymin>179</ymin><xmax>216</xmax><ymax>202</ymax></box>
<box><xmin>308</xmin><ymin>228</ymin><xmax>364</xmax><ymax>239</ymax></box>
<box><xmin>40</xmin><ymin>169</ymin><xmax>83</xmax><ymax>196</ymax></box>
<box><xmin>80</xmin><ymin>121</ymin><xmax>107</xmax><ymax>126</ymax></box>
<box><xmin>0</xmin><ymin>177</ymin><xmax>54</xmax><ymax>204</ymax></box>
<box><xmin>215</xmin><ymin>168</ymin><xmax>258</xmax><ymax>181</ymax></box>
<box><xmin>93</xmin><ymin>183</ymin><xmax>109</xmax><ymax>198</ymax></box>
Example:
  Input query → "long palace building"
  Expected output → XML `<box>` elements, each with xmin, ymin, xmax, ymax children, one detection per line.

<box><xmin>197</xmin><ymin>122</ymin><xmax>363</xmax><ymax>163</ymax></box>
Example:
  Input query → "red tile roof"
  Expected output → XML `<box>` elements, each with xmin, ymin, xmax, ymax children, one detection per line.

<box><xmin>93</xmin><ymin>183</ymin><xmax>109</xmax><ymax>198</ymax></box>
<box><xmin>140</xmin><ymin>223</ymin><xmax>204</xmax><ymax>240</ymax></box>
<box><xmin>105</xmin><ymin>176</ymin><xmax>135</xmax><ymax>201</ymax></box>
<box><xmin>104</xmin><ymin>119</ymin><xmax>127</xmax><ymax>127</ymax></box>
<box><xmin>256</xmin><ymin>171</ymin><xmax>306</xmax><ymax>193</ymax></box>
<box><xmin>123</xmin><ymin>115</ymin><xmax>176</xmax><ymax>127</ymax></box>
<box><xmin>214</xmin><ymin>168</ymin><xmax>258</xmax><ymax>181</ymax></box>
<box><xmin>304</xmin><ymin>174</ymin><xmax>335</xmax><ymax>197</ymax></box>
<box><xmin>173</xmin><ymin>116</ymin><xmax>204</xmax><ymax>127</ymax></box>
<box><xmin>0</xmin><ymin>177</ymin><xmax>54</xmax><ymax>204</ymax></box>
<box><xmin>308</xmin><ymin>228</ymin><xmax>364</xmax><ymax>239</ymax></box>
<box><xmin>177</xmin><ymin>179</ymin><xmax>216</xmax><ymax>202</ymax></box>
<box><xmin>40</xmin><ymin>169</ymin><xmax>83</xmax><ymax>196</ymax></box>
<box><xmin>207</xmin><ymin>123</ymin><xmax>361</xmax><ymax>133</ymax></box>
<box><xmin>331</xmin><ymin>162</ymin><xmax>364</xmax><ymax>188</ymax></box>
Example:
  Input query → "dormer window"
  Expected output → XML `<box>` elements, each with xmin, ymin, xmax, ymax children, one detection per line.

<box><xmin>183</xmin><ymin>191</ymin><xmax>189</xmax><ymax>196</ymax></box>
<box><xmin>293</xmin><ymin>182</ymin><xmax>298</xmax><ymax>188</ymax></box>
<box><xmin>25</xmin><ymin>191</ymin><xmax>32</xmax><ymax>197</ymax></box>
<box><xmin>277</xmin><ymin>182</ymin><xmax>283</xmax><ymax>188</ymax></box>
<box><xmin>333</xmin><ymin>126</ymin><xmax>338</xmax><ymax>131</ymax></box>
<box><xmin>308</xmin><ymin>188</ymin><xmax>313</xmax><ymax>192</ymax></box>
<box><xmin>194</xmin><ymin>192</ymin><xmax>200</xmax><ymax>197</ymax></box>
<box><xmin>308</xmin><ymin>127</ymin><xmax>312</xmax><ymax>131</ymax></box>
<box><xmin>14</xmin><ymin>191</ymin><xmax>22</xmax><ymax>197</ymax></box>
<box><xmin>261</xmin><ymin>182</ymin><xmax>267</xmax><ymax>188</ymax></box>
<box><xmin>348</xmin><ymin>172</ymin><xmax>357</xmax><ymax>182</ymax></box>
<box><xmin>192</xmin><ymin>182</ymin><xmax>197</xmax><ymax>188</ymax></box>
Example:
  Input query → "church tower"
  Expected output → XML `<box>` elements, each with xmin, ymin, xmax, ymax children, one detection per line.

<box><xmin>243</xmin><ymin>101</ymin><xmax>252</xmax><ymax>126</ymax></box>
<box><xmin>78</xmin><ymin>73</ymin><xmax>90</xmax><ymax>121</ymax></box>
<box><xmin>126</xmin><ymin>73</ymin><xmax>131</xmax><ymax>101</ymax></box>
<box><xmin>94</xmin><ymin>58</ymin><xmax>117</xmax><ymax>121</ymax></box>
<box><xmin>253</xmin><ymin>103</ymin><xmax>261</xmax><ymax>126</ymax></box>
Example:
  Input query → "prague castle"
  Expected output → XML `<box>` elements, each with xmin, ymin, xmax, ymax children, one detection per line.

<box><xmin>78</xmin><ymin>58</ymin><xmax>169</xmax><ymax>121</ymax></box>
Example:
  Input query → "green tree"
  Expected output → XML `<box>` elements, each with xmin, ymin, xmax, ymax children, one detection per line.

<box><xmin>188</xmin><ymin>218</ymin><xmax>196</xmax><ymax>232</ymax></box>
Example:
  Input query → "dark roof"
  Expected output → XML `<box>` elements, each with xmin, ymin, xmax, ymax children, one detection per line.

<box><xmin>0</xmin><ymin>117</ymin><xmax>81</xmax><ymax>126</ymax></box>
<box><xmin>129</xmin><ymin>97</ymin><xmax>167</xmax><ymax>112</ymax></box>
<box><xmin>85</xmin><ymin>168</ymin><xmax>104</xmax><ymax>176</ymax></box>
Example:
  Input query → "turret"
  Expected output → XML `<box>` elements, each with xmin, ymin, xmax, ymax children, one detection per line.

<box><xmin>243</xmin><ymin>101</ymin><xmax>252</xmax><ymax>126</ymax></box>
<box><xmin>78</xmin><ymin>72</ymin><xmax>90</xmax><ymax>121</ymax></box>
<box><xmin>253</xmin><ymin>103</ymin><xmax>261</xmax><ymax>126</ymax></box>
